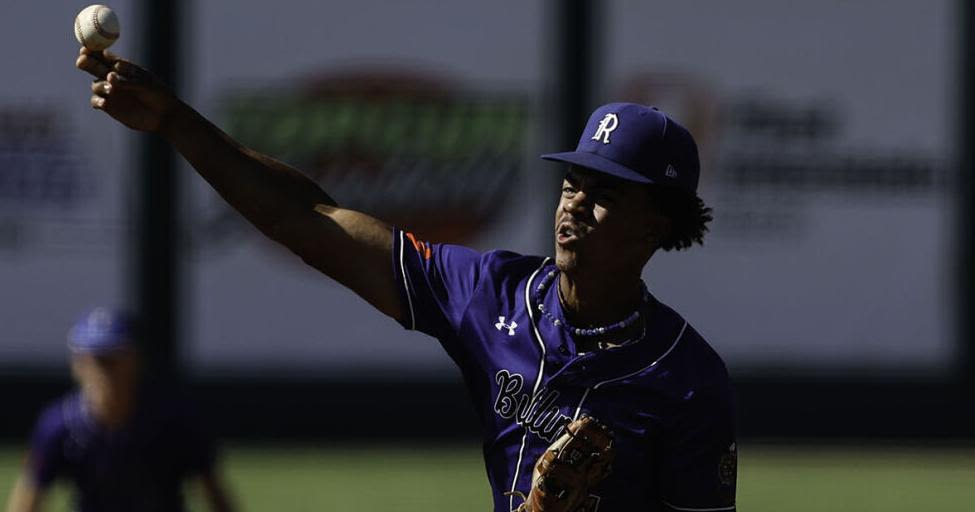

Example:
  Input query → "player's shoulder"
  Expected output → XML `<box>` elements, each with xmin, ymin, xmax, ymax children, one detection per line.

<box><xmin>649</xmin><ymin>298</ymin><xmax>732</xmax><ymax>395</ymax></box>
<box><xmin>471</xmin><ymin>249</ymin><xmax>551</xmax><ymax>293</ymax></box>
<box><xmin>480</xmin><ymin>249</ymin><xmax>548</xmax><ymax>276</ymax></box>
<box><xmin>25</xmin><ymin>393</ymin><xmax>83</xmax><ymax>487</ymax></box>
<box><xmin>31</xmin><ymin>392</ymin><xmax>83</xmax><ymax>446</ymax></box>
<box><xmin>395</xmin><ymin>226</ymin><xmax>546</xmax><ymax>278</ymax></box>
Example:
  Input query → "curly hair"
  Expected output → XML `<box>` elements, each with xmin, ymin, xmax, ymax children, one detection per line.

<box><xmin>647</xmin><ymin>186</ymin><xmax>713</xmax><ymax>251</ymax></box>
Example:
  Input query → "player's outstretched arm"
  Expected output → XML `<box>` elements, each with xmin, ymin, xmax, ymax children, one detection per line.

<box><xmin>74</xmin><ymin>48</ymin><xmax>404</xmax><ymax>321</ymax></box>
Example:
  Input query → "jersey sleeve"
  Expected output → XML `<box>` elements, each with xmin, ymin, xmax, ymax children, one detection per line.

<box><xmin>391</xmin><ymin>227</ymin><xmax>483</xmax><ymax>340</ymax></box>
<box><xmin>25</xmin><ymin>405</ymin><xmax>68</xmax><ymax>488</ymax></box>
<box><xmin>657</xmin><ymin>387</ymin><xmax>738</xmax><ymax>512</ymax></box>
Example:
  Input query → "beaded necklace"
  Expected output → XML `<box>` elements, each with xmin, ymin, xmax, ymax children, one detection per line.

<box><xmin>533</xmin><ymin>268</ymin><xmax>649</xmax><ymax>338</ymax></box>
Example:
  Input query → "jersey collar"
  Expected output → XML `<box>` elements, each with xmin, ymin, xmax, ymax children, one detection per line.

<box><xmin>529</xmin><ymin>267</ymin><xmax>689</xmax><ymax>391</ymax></box>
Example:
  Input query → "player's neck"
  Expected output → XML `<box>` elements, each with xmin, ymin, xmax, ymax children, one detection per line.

<box><xmin>84</xmin><ymin>389</ymin><xmax>137</xmax><ymax>429</ymax></box>
<box><xmin>558</xmin><ymin>271</ymin><xmax>644</xmax><ymax>327</ymax></box>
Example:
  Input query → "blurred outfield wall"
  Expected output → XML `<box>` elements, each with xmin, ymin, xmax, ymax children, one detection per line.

<box><xmin>0</xmin><ymin>0</ymin><xmax>957</xmax><ymax>380</ymax></box>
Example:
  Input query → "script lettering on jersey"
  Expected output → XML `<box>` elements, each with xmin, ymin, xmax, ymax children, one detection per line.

<box><xmin>494</xmin><ymin>369</ymin><xmax>572</xmax><ymax>442</ymax></box>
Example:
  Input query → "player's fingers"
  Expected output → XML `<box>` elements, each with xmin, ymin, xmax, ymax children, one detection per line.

<box><xmin>76</xmin><ymin>53</ymin><xmax>112</xmax><ymax>79</ymax></box>
<box><xmin>91</xmin><ymin>80</ymin><xmax>112</xmax><ymax>97</ymax></box>
<box><xmin>79</xmin><ymin>48</ymin><xmax>113</xmax><ymax>68</ymax></box>
<box><xmin>100</xmin><ymin>49</ymin><xmax>122</xmax><ymax>63</ymax></box>
<box><xmin>105</xmin><ymin>71</ymin><xmax>143</xmax><ymax>93</ymax></box>
<box><xmin>80</xmin><ymin>47</ymin><xmax>121</xmax><ymax>65</ymax></box>
<box><xmin>113</xmin><ymin>60</ymin><xmax>153</xmax><ymax>84</ymax></box>
<box><xmin>90</xmin><ymin>94</ymin><xmax>106</xmax><ymax>110</ymax></box>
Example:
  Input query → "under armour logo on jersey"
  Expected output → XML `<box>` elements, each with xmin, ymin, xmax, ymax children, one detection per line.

<box><xmin>495</xmin><ymin>316</ymin><xmax>518</xmax><ymax>336</ymax></box>
<box><xmin>665</xmin><ymin>164</ymin><xmax>678</xmax><ymax>178</ymax></box>
<box><xmin>591</xmin><ymin>113</ymin><xmax>619</xmax><ymax>144</ymax></box>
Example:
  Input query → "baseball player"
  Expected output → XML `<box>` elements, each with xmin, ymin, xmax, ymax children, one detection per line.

<box><xmin>5</xmin><ymin>308</ymin><xmax>235</xmax><ymax>512</ymax></box>
<box><xmin>76</xmin><ymin>48</ymin><xmax>736</xmax><ymax>512</ymax></box>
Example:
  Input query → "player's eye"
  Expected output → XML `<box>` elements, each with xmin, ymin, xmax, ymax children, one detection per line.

<box><xmin>562</xmin><ymin>185</ymin><xmax>577</xmax><ymax>196</ymax></box>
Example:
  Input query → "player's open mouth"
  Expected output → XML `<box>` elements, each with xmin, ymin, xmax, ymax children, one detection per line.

<box><xmin>557</xmin><ymin>222</ymin><xmax>582</xmax><ymax>245</ymax></box>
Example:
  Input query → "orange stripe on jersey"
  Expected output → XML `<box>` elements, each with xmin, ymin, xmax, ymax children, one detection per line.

<box><xmin>405</xmin><ymin>232</ymin><xmax>433</xmax><ymax>260</ymax></box>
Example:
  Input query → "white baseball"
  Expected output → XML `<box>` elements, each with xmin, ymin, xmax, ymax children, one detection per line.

<box><xmin>74</xmin><ymin>4</ymin><xmax>120</xmax><ymax>52</ymax></box>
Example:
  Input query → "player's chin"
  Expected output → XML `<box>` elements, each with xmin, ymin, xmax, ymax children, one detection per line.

<box><xmin>554</xmin><ymin>245</ymin><xmax>578</xmax><ymax>272</ymax></box>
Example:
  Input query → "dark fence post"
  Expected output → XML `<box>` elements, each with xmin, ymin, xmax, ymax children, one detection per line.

<box><xmin>135</xmin><ymin>0</ymin><xmax>183</xmax><ymax>380</ymax></box>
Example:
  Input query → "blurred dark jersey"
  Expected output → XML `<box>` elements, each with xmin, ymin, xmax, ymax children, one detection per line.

<box><xmin>26</xmin><ymin>388</ymin><xmax>217</xmax><ymax>512</ymax></box>
<box><xmin>392</xmin><ymin>228</ymin><xmax>738</xmax><ymax>512</ymax></box>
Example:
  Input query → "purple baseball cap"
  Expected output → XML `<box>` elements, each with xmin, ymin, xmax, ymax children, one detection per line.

<box><xmin>542</xmin><ymin>102</ymin><xmax>700</xmax><ymax>195</ymax></box>
<box><xmin>67</xmin><ymin>307</ymin><xmax>137</xmax><ymax>355</ymax></box>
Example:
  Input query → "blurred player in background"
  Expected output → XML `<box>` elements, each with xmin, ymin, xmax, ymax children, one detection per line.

<box><xmin>76</xmin><ymin>47</ymin><xmax>736</xmax><ymax>512</ymax></box>
<box><xmin>5</xmin><ymin>308</ymin><xmax>235</xmax><ymax>512</ymax></box>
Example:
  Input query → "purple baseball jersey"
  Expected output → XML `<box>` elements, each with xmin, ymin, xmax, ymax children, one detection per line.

<box><xmin>25</xmin><ymin>389</ymin><xmax>216</xmax><ymax>512</ymax></box>
<box><xmin>393</xmin><ymin>228</ymin><xmax>737</xmax><ymax>512</ymax></box>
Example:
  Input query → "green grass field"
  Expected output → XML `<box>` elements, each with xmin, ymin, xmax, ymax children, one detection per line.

<box><xmin>2</xmin><ymin>444</ymin><xmax>973</xmax><ymax>511</ymax></box>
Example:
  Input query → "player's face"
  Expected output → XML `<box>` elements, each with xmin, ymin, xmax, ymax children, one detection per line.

<box><xmin>71</xmin><ymin>349</ymin><xmax>140</xmax><ymax>424</ymax></box>
<box><xmin>554</xmin><ymin>167</ymin><xmax>668</xmax><ymax>274</ymax></box>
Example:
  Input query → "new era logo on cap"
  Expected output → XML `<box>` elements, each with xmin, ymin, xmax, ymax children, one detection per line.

<box><xmin>541</xmin><ymin>102</ymin><xmax>700</xmax><ymax>196</ymax></box>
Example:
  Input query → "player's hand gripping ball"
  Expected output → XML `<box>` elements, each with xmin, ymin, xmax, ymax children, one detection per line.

<box><xmin>509</xmin><ymin>416</ymin><xmax>615</xmax><ymax>512</ymax></box>
<box><xmin>74</xmin><ymin>4</ymin><xmax>119</xmax><ymax>52</ymax></box>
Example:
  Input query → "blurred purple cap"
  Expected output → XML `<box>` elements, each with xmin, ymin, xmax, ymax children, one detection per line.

<box><xmin>542</xmin><ymin>102</ymin><xmax>700</xmax><ymax>195</ymax></box>
<box><xmin>67</xmin><ymin>308</ymin><xmax>137</xmax><ymax>355</ymax></box>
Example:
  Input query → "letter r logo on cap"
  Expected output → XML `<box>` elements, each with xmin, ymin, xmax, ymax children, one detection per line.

<box><xmin>591</xmin><ymin>113</ymin><xmax>619</xmax><ymax>144</ymax></box>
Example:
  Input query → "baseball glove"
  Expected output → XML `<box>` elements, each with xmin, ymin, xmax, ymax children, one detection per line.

<box><xmin>508</xmin><ymin>415</ymin><xmax>615</xmax><ymax>512</ymax></box>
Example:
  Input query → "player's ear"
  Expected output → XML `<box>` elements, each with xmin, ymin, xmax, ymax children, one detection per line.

<box><xmin>643</xmin><ymin>215</ymin><xmax>671</xmax><ymax>252</ymax></box>
<box><xmin>642</xmin><ymin>213</ymin><xmax>671</xmax><ymax>245</ymax></box>
<box><xmin>639</xmin><ymin>185</ymin><xmax>668</xmax><ymax>240</ymax></box>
